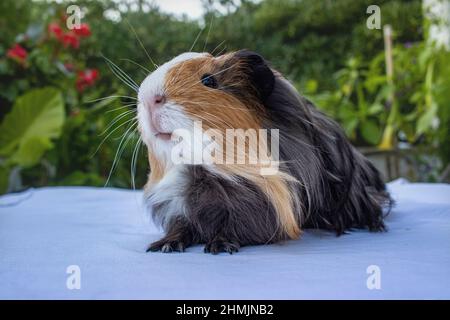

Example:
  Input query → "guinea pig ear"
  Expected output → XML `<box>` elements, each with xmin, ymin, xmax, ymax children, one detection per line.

<box><xmin>234</xmin><ymin>50</ymin><xmax>275</xmax><ymax>101</ymax></box>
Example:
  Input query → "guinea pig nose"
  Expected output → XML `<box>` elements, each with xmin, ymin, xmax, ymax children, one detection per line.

<box><xmin>153</xmin><ymin>94</ymin><xmax>165</xmax><ymax>106</ymax></box>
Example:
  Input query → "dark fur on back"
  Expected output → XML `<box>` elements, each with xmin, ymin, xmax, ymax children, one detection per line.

<box><xmin>264</xmin><ymin>75</ymin><xmax>393</xmax><ymax>234</ymax></box>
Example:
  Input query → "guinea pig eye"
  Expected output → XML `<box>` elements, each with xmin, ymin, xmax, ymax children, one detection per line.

<box><xmin>201</xmin><ymin>74</ymin><xmax>218</xmax><ymax>89</ymax></box>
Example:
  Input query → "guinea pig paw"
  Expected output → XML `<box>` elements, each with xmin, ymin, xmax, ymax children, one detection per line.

<box><xmin>146</xmin><ymin>238</ymin><xmax>185</xmax><ymax>253</ymax></box>
<box><xmin>204</xmin><ymin>238</ymin><xmax>240</xmax><ymax>255</ymax></box>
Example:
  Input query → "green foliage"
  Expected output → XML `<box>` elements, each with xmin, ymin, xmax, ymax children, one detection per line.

<box><xmin>0</xmin><ymin>87</ymin><xmax>65</xmax><ymax>166</ymax></box>
<box><xmin>305</xmin><ymin>56</ymin><xmax>389</xmax><ymax>146</ymax></box>
<box><xmin>0</xmin><ymin>88</ymin><xmax>65</xmax><ymax>192</ymax></box>
<box><xmin>306</xmin><ymin>41</ymin><xmax>450</xmax><ymax>157</ymax></box>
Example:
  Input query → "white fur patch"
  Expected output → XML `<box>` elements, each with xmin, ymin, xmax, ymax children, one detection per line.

<box><xmin>144</xmin><ymin>165</ymin><xmax>188</xmax><ymax>229</ymax></box>
<box><xmin>137</xmin><ymin>52</ymin><xmax>207</xmax><ymax>164</ymax></box>
<box><xmin>138</xmin><ymin>52</ymin><xmax>205</xmax><ymax>104</ymax></box>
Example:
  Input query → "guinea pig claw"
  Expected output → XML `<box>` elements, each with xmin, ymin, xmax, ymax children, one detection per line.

<box><xmin>147</xmin><ymin>238</ymin><xmax>186</xmax><ymax>253</ymax></box>
<box><xmin>204</xmin><ymin>238</ymin><xmax>240</xmax><ymax>255</ymax></box>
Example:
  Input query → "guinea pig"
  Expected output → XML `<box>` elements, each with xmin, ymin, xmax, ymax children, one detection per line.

<box><xmin>137</xmin><ymin>50</ymin><xmax>393</xmax><ymax>254</ymax></box>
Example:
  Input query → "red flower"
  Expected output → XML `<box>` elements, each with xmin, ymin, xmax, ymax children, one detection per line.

<box><xmin>61</xmin><ymin>32</ymin><xmax>80</xmax><ymax>49</ymax></box>
<box><xmin>73</xmin><ymin>23</ymin><xmax>91</xmax><ymax>37</ymax></box>
<box><xmin>76</xmin><ymin>69</ymin><xmax>99</xmax><ymax>92</ymax></box>
<box><xmin>48</xmin><ymin>22</ymin><xmax>63</xmax><ymax>38</ymax></box>
<box><xmin>7</xmin><ymin>44</ymin><xmax>27</xmax><ymax>64</ymax></box>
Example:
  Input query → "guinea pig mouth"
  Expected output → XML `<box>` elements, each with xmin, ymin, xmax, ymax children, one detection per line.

<box><xmin>154</xmin><ymin>132</ymin><xmax>172</xmax><ymax>141</ymax></box>
<box><xmin>150</xmin><ymin>115</ymin><xmax>173</xmax><ymax>140</ymax></box>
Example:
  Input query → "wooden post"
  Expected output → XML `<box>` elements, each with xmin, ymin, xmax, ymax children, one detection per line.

<box><xmin>379</xmin><ymin>25</ymin><xmax>398</xmax><ymax>176</ymax></box>
<box><xmin>384</xmin><ymin>25</ymin><xmax>394</xmax><ymax>87</ymax></box>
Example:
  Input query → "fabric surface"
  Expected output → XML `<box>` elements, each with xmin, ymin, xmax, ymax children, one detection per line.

<box><xmin>0</xmin><ymin>179</ymin><xmax>449</xmax><ymax>299</ymax></box>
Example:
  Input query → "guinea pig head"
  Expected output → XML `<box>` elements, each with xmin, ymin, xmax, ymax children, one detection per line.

<box><xmin>137</xmin><ymin>50</ymin><xmax>275</xmax><ymax>168</ymax></box>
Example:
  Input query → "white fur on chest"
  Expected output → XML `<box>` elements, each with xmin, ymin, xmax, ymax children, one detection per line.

<box><xmin>144</xmin><ymin>165</ymin><xmax>188</xmax><ymax>229</ymax></box>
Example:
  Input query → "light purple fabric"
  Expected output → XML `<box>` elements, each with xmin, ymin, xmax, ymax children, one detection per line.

<box><xmin>0</xmin><ymin>179</ymin><xmax>449</xmax><ymax>299</ymax></box>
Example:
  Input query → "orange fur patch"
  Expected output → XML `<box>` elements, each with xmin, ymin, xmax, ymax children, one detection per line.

<box><xmin>146</xmin><ymin>147</ymin><xmax>165</xmax><ymax>188</ymax></box>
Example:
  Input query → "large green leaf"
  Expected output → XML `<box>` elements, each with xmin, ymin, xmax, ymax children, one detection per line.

<box><xmin>0</xmin><ymin>87</ymin><xmax>65</xmax><ymax>168</ymax></box>
<box><xmin>10</xmin><ymin>137</ymin><xmax>53</xmax><ymax>167</ymax></box>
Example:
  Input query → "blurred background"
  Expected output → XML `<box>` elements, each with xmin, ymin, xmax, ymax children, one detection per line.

<box><xmin>0</xmin><ymin>0</ymin><xmax>449</xmax><ymax>194</ymax></box>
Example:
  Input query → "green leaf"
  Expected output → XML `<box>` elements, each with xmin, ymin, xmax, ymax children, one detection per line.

<box><xmin>0</xmin><ymin>87</ymin><xmax>65</xmax><ymax>167</ymax></box>
<box><xmin>361</xmin><ymin>119</ymin><xmax>382</xmax><ymax>145</ymax></box>
<box><xmin>417</xmin><ymin>101</ymin><xmax>438</xmax><ymax>135</ymax></box>
<box><xmin>10</xmin><ymin>137</ymin><xmax>53</xmax><ymax>168</ymax></box>
<box><xmin>368</xmin><ymin>103</ymin><xmax>384</xmax><ymax>115</ymax></box>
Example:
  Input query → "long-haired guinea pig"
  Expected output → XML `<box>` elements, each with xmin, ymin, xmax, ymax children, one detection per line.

<box><xmin>137</xmin><ymin>50</ymin><xmax>393</xmax><ymax>254</ymax></box>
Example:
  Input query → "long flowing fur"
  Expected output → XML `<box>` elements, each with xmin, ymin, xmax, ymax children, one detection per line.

<box><xmin>265</xmin><ymin>75</ymin><xmax>393</xmax><ymax>234</ymax></box>
<box><xmin>142</xmin><ymin>50</ymin><xmax>393</xmax><ymax>254</ymax></box>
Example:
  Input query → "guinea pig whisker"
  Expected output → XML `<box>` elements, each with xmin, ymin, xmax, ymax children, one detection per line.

<box><xmin>105</xmin><ymin>103</ymin><xmax>137</xmax><ymax>114</ymax></box>
<box><xmin>173</xmin><ymin>106</ymin><xmax>236</xmax><ymax>129</ymax></box>
<box><xmin>215</xmin><ymin>45</ymin><xmax>227</xmax><ymax>57</ymax></box>
<box><xmin>125</xmin><ymin>18</ymin><xmax>158</xmax><ymax>69</ymax></box>
<box><xmin>130</xmin><ymin>138</ymin><xmax>143</xmax><ymax>190</ymax></box>
<box><xmin>104</xmin><ymin>121</ymin><xmax>138</xmax><ymax>187</ymax></box>
<box><xmin>190</xmin><ymin>26</ymin><xmax>205</xmax><ymax>52</ymax></box>
<box><xmin>176</xmin><ymin>99</ymin><xmax>247</xmax><ymax>112</ymax></box>
<box><xmin>217</xmin><ymin>83</ymin><xmax>242</xmax><ymax>91</ymax></box>
<box><xmin>170</xmin><ymin>26</ymin><xmax>208</xmax><ymax>86</ymax></box>
<box><xmin>85</xmin><ymin>95</ymin><xmax>137</xmax><ymax>104</ymax></box>
<box><xmin>120</xmin><ymin>58</ymin><xmax>152</xmax><ymax>75</ymax></box>
<box><xmin>91</xmin><ymin>118</ymin><xmax>136</xmax><ymax>158</ymax></box>
<box><xmin>171</xmin><ymin>61</ymin><xmax>189</xmax><ymax>90</ymax></box>
<box><xmin>203</xmin><ymin>16</ymin><xmax>214</xmax><ymax>52</ymax></box>
<box><xmin>179</xmin><ymin>64</ymin><xmax>237</xmax><ymax>94</ymax></box>
<box><xmin>104</xmin><ymin>57</ymin><xmax>140</xmax><ymax>93</ymax></box>
<box><xmin>102</xmin><ymin>55</ymin><xmax>140</xmax><ymax>90</ymax></box>
<box><xmin>107</xmin><ymin>104</ymin><xmax>137</xmax><ymax>114</ymax></box>
<box><xmin>163</xmin><ymin>106</ymin><xmax>214</xmax><ymax>126</ymax></box>
<box><xmin>211</xmin><ymin>40</ymin><xmax>226</xmax><ymax>56</ymax></box>
<box><xmin>103</xmin><ymin>55</ymin><xmax>139</xmax><ymax>87</ymax></box>
<box><xmin>100</xmin><ymin>109</ymin><xmax>136</xmax><ymax>136</ymax></box>
<box><xmin>113</xmin><ymin>118</ymin><xmax>138</xmax><ymax>141</ymax></box>
<box><xmin>90</xmin><ymin>119</ymin><xmax>134</xmax><ymax>159</ymax></box>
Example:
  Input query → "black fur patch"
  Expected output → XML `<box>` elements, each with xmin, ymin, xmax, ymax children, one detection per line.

<box><xmin>217</xmin><ymin>50</ymin><xmax>275</xmax><ymax>103</ymax></box>
<box><xmin>184</xmin><ymin>166</ymin><xmax>284</xmax><ymax>246</ymax></box>
<box><xmin>233</xmin><ymin>50</ymin><xmax>275</xmax><ymax>101</ymax></box>
<box><xmin>263</xmin><ymin>76</ymin><xmax>393</xmax><ymax>235</ymax></box>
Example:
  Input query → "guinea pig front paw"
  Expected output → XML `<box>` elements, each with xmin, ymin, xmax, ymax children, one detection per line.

<box><xmin>146</xmin><ymin>238</ymin><xmax>186</xmax><ymax>253</ymax></box>
<box><xmin>204</xmin><ymin>237</ymin><xmax>240</xmax><ymax>255</ymax></box>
